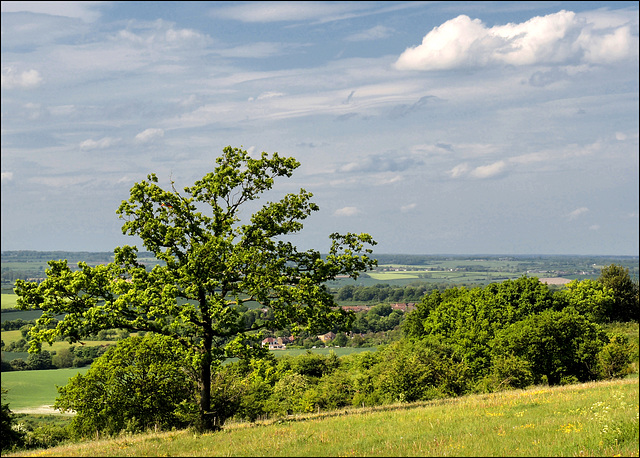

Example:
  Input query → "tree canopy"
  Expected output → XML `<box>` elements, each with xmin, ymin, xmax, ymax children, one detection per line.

<box><xmin>15</xmin><ymin>146</ymin><xmax>377</xmax><ymax>431</ymax></box>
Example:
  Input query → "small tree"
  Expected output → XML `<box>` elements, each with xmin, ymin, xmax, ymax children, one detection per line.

<box><xmin>15</xmin><ymin>146</ymin><xmax>376</xmax><ymax>431</ymax></box>
<box><xmin>597</xmin><ymin>264</ymin><xmax>639</xmax><ymax>322</ymax></box>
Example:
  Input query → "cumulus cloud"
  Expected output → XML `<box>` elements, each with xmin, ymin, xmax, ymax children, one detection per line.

<box><xmin>1</xmin><ymin>172</ymin><xmax>14</xmax><ymax>182</ymax></box>
<box><xmin>394</xmin><ymin>10</ymin><xmax>639</xmax><ymax>71</ymax></box>
<box><xmin>333</xmin><ymin>206</ymin><xmax>360</xmax><ymax>217</ymax></box>
<box><xmin>134</xmin><ymin>128</ymin><xmax>164</xmax><ymax>143</ymax></box>
<box><xmin>567</xmin><ymin>207</ymin><xmax>590</xmax><ymax>220</ymax></box>
<box><xmin>400</xmin><ymin>203</ymin><xmax>417</xmax><ymax>212</ymax></box>
<box><xmin>1</xmin><ymin>68</ymin><xmax>43</xmax><ymax>89</ymax></box>
<box><xmin>79</xmin><ymin>137</ymin><xmax>119</xmax><ymax>150</ymax></box>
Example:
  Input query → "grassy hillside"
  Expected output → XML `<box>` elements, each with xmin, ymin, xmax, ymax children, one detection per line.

<box><xmin>4</xmin><ymin>377</ymin><xmax>638</xmax><ymax>457</ymax></box>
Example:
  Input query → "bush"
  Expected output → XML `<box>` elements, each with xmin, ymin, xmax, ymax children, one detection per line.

<box><xmin>54</xmin><ymin>334</ymin><xmax>196</xmax><ymax>438</ymax></box>
<box><xmin>491</xmin><ymin>309</ymin><xmax>608</xmax><ymax>385</ymax></box>
<box><xmin>476</xmin><ymin>354</ymin><xmax>534</xmax><ymax>393</ymax></box>
<box><xmin>597</xmin><ymin>334</ymin><xmax>635</xmax><ymax>379</ymax></box>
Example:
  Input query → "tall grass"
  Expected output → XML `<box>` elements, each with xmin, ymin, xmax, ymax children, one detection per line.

<box><xmin>5</xmin><ymin>377</ymin><xmax>637</xmax><ymax>457</ymax></box>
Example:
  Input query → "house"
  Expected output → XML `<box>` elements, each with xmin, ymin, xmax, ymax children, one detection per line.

<box><xmin>390</xmin><ymin>303</ymin><xmax>416</xmax><ymax>312</ymax></box>
<box><xmin>261</xmin><ymin>336</ymin><xmax>294</xmax><ymax>350</ymax></box>
<box><xmin>317</xmin><ymin>331</ymin><xmax>336</xmax><ymax>343</ymax></box>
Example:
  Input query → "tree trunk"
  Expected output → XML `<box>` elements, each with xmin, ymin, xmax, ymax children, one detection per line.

<box><xmin>198</xmin><ymin>347</ymin><xmax>216</xmax><ymax>431</ymax></box>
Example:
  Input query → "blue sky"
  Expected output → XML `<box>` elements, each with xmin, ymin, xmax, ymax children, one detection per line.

<box><xmin>1</xmin><ymin>1</ymin><xmax>638</xmax><ymax>256</ymax></box>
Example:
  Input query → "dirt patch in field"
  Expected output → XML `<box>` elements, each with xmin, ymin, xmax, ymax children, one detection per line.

<box><xmin>538</xmin><ymin>277</ymin><xmax>572</xmax><ymax>285</ymax></box>
<box><xmin>12</xmin><ymin>405</ymin><xmax>71</xmax><ymax>415</ymax></box>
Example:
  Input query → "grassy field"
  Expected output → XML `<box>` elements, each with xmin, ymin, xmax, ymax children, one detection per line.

<box><xmin>1</xmin><ymin>293</ymin><xmax>19</xmax><ymax>310</ymax></box>
<box><xmin>4</xmin><ymin>377</ymin><xmax>638</xmax><ymax>457</ymax></box>
<box><xmin>2</xmin><ymin>367</ymin><xmax>90</xmax><ymax>412</ymax></box>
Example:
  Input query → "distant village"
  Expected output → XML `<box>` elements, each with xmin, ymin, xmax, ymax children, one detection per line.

<box><xmin>260</xmin><ymin>302</ymin><xmax>416</xmax><ymax>350</ymax></box>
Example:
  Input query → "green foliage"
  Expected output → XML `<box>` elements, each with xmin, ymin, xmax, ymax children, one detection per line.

<box><xmin>405</xmin><ymin>276</ymin><xmax>555</xmax><ymax>376</ymax></box>
<box><xmin>54</xmin><ymin>334</ymin><xmax>196</xmax><ymax>438</ymax></box>
<box><xmin>1</xmin><ymin>388</ymin><xmax>25</xmax><ymax>451</ymax></box>
<box><xmin>374</xmin><ymin>339</ymin><xmax>470</xmax><ymax>403</ymax></box>
<box><xmin>556</xmin><ymin>279</ymin><xmax>615</xmax><ymax>323</ymax></box>
<box><xmin>14</xmin><ymin>146</ymin><xmax>376</xmax><ymax>432</ymax></box>
<box><xmin>491</xmin><ymin>309</ymin><xmax>607</xmax><ymax>385</ymax></box>
<box><xmin>476</xmin><ymin>354</ymin><xmax>534</xmax><ymax>393</ymax></box>
<box><xmin>597</xmin><ymin>264</ymin><xmax>640</xmax><ymax>322</ymax></box>
<box><xmin>26</xmin><ymin>350</ymin><xmax>54</xmax><ymax>370</ymax></box>
<box><xmin>597</xmin><ymin>334</ymin><xmax>635</xmax><ymax>379</ymax></box>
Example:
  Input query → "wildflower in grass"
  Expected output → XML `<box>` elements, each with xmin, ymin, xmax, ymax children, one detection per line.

<box><xmin>558</xmin><ymin>422</ymin><xmax>583</xmax><ymax>433</ymax></box>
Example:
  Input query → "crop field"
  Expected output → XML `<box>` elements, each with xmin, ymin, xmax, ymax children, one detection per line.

<box><xmin>2</xmin><ymin>293</ymin><xmax>19</xmax><ymax>309</ymax></box>
<box><xmin>2</xmin><ymin>367</ymin><xmax>91</xmax><ymax>412</ymax></box>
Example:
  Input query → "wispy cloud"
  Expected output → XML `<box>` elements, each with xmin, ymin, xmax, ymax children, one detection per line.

<box><xmin>1</xmin><ymin>172</ymin><xmax>14</xmax><ymax>182</ymax></box>
<box><xmin>0</xmin><ymin>1</ymin><xmax>105</xmax><ymax>22</ymax></box>
<box><xmin>395</xmin><ymin>10</ymin><xmax>639</xmax><ymax>71</ymax></box>
<box><xmin>210</xmin><ymin>2</ymin><xmax>360</xmax><ymax>23</ymax></box>
<box><xmin>333</xmin><ymin>206</ymin><xmax>360</xmax><ymax>217</ymax></box>
<box><xmin>134</xmin><ymin>128</ymin><xmax>164</xmax><ymax>144</ymax></box>
<box><xmin>567</xmin><ymin>207</ymin><xmax>590</xmax><ymax>220</ymax></box>
<box><xmin>345</xmin><ymin>25</ymin><xmax>394</xmax><ymax>42</ymax></box>
<box><xmin>338</xmin><ymin>152</ymin><xmax>423</xmax><ymax>174</ymax></box>
<box><xmin>79</xmin><ymin>137</ymin><xmax>120</xmax><ymax>151</ymax></box>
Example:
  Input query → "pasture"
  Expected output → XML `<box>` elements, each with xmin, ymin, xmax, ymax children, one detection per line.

<box><xmin>2</xmin><ymin>367</ymin><xmax>91</xmax><ymax>412</ymax></box>
<box><xmin>1</xmin><ymin>293</ymin><xmax>19</xmax><ymax>310</ymax></box>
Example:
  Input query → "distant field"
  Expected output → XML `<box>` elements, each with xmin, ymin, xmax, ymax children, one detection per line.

<box><xmin>2</xmin><ymin>293</ymin><xmax>19</xmax><ymax>309</ymax></box>
<box><xmin>2</xmin><ymin>367</ymin><xmax>91</xmax><ymax>412</ymax></box>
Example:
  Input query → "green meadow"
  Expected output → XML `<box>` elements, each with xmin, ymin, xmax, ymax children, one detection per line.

<box><xmin>4</xmin><ymin>377</ymin><xmax>637</xmax><ymax>457</ymax></box>
<box><xmin>1</xmin><ymin>293</ymin><xmax>19</xmax><ymax>310</ymax></box>
<box><xmin>2</xmin><ymin>367</ymin><xmax>90</xmax><ymax>411</ymax></box>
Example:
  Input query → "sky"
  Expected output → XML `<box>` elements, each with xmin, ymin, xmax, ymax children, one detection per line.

<box><xmin>1</xmin><ymin>1</ymin><xmax>638</xmax><ymax>256</ymax></box>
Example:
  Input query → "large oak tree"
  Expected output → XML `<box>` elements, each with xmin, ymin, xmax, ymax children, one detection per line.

<box><xmin>15</xmin><ymin>146</ymin><xmax>376</xmax><ymax>431</ymax></box>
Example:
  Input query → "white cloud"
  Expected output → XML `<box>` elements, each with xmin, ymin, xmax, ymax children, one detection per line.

<box><xmin>449</xmin><ymin>163</ymin><xmax>470</xmax><ymax>178</ymax></box>
<box><xmin>210</xmin><ymin>2</ymin><xmax>359</xmax><ymax>23</ymax></box>
<box><xmin>400</xmin><ymin>203</ymin><xmax>416</xmax><ymax>212</ymax></box>
<box><xmin>394</xmin><ymin>10</ymin><xmax>639</xmax><ymax>71</ymax></box>
<box><xmin>568</xmin><ymin>207</ymin><xmax>590</xmax><ymax>220</ymax></box>
<box><xmin>1</xmin><ymin>68</ymin><xmax>43</xmax><ymax>89</ymax></box>
<box><xmin>333</xmin><ymin>206</ymin><xmax>360</xmax><ymax>217</ymax></box>
<box><xmin>345</xmin><ymin>25</ymin><xmax>394</xmax><ymax>42</ymax></box>
<box><xmin>255</xmin><ymin>91</ymin><xmax>286</xmax><ymax>101</ymax></box>
<box><xmin>134</xmin><ymin>128</ymin><xmax>164</xmax><ymax>143</ymax></box>
<box><xmin>79</xmin><ymin>137</ymin><xmax>119</xmax><ymax>150</ymax></box>
<box><xmin>589</xmin><ymin>224</ymin><xmax>600</xmax><ymax>231</ymax></box>
<box><xmin>1</xmin><ymin>172</ymin><xmax>14</xmax><ymax>182</ymax></box>
<box><xmin>0</xmin><ymin>1</ymin><xmax>105</xmax><ymax>22</ymax></box>
<box><xmin>470</xmin><ymin>160</ymin><xmax>508</xmax><ymax>179</ymax></box>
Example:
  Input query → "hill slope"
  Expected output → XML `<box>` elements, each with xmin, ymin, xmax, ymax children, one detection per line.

<box><xmin>5</xmin><ymin>377</ymin><xmax>638</xmax><ymax>457</ymax></box>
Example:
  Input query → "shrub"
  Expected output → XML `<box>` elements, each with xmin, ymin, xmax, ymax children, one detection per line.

<box><xmin>597</xmin><ymin>334</ymin><xmax>635</xmax><ymax>379</ymax></box>
<box><xmin>54</xmin><ymin>334</ymin><xmax>196</xmax><ymax>438</ymax></box>
<box><xmin>491</xmin><ymin>309</ymin><xmax>608</xmax><ymax>385</ymax></box>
